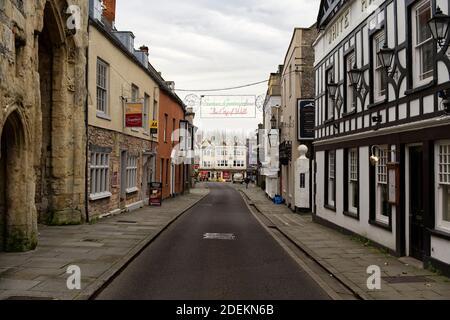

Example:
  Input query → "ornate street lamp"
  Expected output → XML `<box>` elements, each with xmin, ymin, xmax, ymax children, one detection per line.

<box><xmin>348</xmin><ymin>63</ymin><xmax>363</xmax><ymax>90</ymax></box>
<box><xmin>377</xmin><ymin>42</ymin><xmax>395</xmax><ymax>76</ymax></box>
<box><xmin>270</xmin><ymin>115</ymin><xmax>277</xmax><ymax>130</ymax></box>
<box><xmin>327</xmin><ymin>78</ymin><xmax>338</xmax><ymax>100</ymax></box>
<box><xmin>428</xmin><ymin>6</ymin><xmax>450</xmax><ymax>48</ymax></box>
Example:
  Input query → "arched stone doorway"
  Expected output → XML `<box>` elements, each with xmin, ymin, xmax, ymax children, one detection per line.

<box><xmin>35</xmin><ymin>0</ymin><xmax>86</xmax><ymax>225</ymax></box>
<box><xmin>0</xmin><ymin>111</ymin><xmax>35</xmax><ymax>252</ymax></box>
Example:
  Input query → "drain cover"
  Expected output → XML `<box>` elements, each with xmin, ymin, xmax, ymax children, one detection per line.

<box><xmin>117</xmin><ymin>221</ymin><xmax>137</xmax><ymax>224</ymax></box>
<box><xmin>383</xmin><ymin>276</ymin><xmax>434</xmax><ymax>284</ymax></box>
<box><xmin>203</xmin><ymin>233</ymin><xmax>236</xmax><ymax>240</ymax></box>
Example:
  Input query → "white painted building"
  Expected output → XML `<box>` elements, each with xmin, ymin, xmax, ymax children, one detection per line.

<box><xmin>260</xmin><ymin>70</ymin><xmax>282</xmax><ymax>199</ymax></box>
<box><xmin>199</xmin><ymin>141</ymin><xmax>247</xmax><ymax>181</ymax></box>
<box><xmin>313</xmin><ymin>0</ymin><xmax>450</xmax><ymax>276</ymax></box>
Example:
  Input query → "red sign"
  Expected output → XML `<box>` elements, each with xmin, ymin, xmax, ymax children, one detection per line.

<box><xmin>223</xmin><ymin>171</ymin><xmax>231</xmax><ymax>180</ymax></box>
<box><xmin>125</xmin><ymin>103</ymin><xmax>143</xmax><ymax>128</ymax></box>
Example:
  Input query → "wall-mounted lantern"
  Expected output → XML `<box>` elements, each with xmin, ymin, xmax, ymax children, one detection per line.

<box><xmin>377</xmin><ymin>43</ymin><xmax>396</xmax><ymax>77</ymax></box>
<box><xmin>428</xmin><ymin>6</ymin><xmax>450</xmax><ymax>48</ymax></box>
<box><xmin>348</xmin><ymin>63</ymin><xmax>363</xmax><ymax>90</ymax></box>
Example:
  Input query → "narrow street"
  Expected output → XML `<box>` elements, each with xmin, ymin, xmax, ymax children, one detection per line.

<box><xmin>95</xmin><ymin>183</ymin><xmax>330</xmax><ymax>300</ymax></box>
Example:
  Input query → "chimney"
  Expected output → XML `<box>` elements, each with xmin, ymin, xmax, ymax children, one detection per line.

<box><xmin>139</xmin><ymin>45</ymin><xmax>149</xmax><ymax>54</ymax></box>
<box><xmin>103</xmin><ymin>0</ymin><xmax>116</xmax><ymax>26</ymax></box>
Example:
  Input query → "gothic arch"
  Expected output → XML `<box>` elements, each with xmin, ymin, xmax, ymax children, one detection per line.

<box><xmin>0</xmin><ymin>110</ymin><xmax>31</xmax><ymax>251</ymax></box>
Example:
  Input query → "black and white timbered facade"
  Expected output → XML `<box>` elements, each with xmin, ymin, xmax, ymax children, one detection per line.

<box><xmin>313</xmin><ymin>0</ymin><xmax>450</xmax><ymax>275</ymax></box>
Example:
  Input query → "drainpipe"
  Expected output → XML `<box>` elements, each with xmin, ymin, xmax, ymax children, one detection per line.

<box><xmin>84</xmin><ymin>23</ymin><xmax>90</xmax><ymax>224</ymax></box>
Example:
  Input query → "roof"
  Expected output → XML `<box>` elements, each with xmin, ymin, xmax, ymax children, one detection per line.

<box><xmin>89</xmin><ymin>17</ymin><xmax>186</xmax><ymax>111</ymax></box>
<box><xmin>317</xmin><ymin>0</ymin><xmax>349</xmax><ymax>30</ymax></box>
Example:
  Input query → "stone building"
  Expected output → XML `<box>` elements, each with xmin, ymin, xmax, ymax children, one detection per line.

<box><xmin>87</xmin><ymin>0</ymin><xmax>161</xmax><ymax>219</ymax></box>
<box><xmin>279</xmin><ymin>26</ymin><xmax>317</xmax><ymax>212</ymax></box>
<box><xmin>0</xmin><ymin>0</ymin><xmax>88</xmax><ymax>251</ymax></box>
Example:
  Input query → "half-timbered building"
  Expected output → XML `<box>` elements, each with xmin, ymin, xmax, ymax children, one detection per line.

<box><xmin>313</xmin><ymin>0</ymin><xmax>450</xmax><ymax>275</ymax></box>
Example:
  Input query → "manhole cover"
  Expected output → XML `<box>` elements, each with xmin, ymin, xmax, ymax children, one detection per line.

<box><xmin>383</xmin><ymin>276</ymin><xmax>434</xmax><ymax>284</ymax></box>
<box><xmin>203</xmin><ymin>233</ymin><xmax>236</xmax><ymax>240</ymax></box>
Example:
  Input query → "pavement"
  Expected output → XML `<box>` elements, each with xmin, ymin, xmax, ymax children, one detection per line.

<box><xmin>0</xmin><ymin>186</ymin><xmax>210</xmax><ymax>300</ymax></box>
<box><xmin>95</xmin><ymin>183</ymin><xmax>330</xmax><ymax>300</ymax></box>
<box><xmin>236</xmin><ymin>183</ymin><xmax>450</xmax><ymax>300</ymax></box>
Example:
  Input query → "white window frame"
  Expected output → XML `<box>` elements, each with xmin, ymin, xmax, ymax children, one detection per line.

<box><xmin>376</xmin><ymin>146</ymin><xmax>390</xmax><ymax>224</ymax></box>
<box><xmin>328</xmin><ymin>151</ymin><xmax>336</xmax><ymax>207</ymax></box>
<box><xmin>412</xmin><ymin>0</ymin><xmax>434</xmax><ymax>87</ymax></box>
<box><xmin>435</xmin><ymin>140</ymin><xmax>450</xmax><ymax>233</ymax></box>
<box><xmin>89</xmin><ymin>152</ymin><xmax>111</xmax><ymax>200</ymax></box>
<box><xmin>143</xmin><ymin>93</ymin><xmax>150</xmax><ymax>133</ymax></box>
<box><xmin>96</xmin><ymin>58</ymin><xmax>109</xmax><ymax>116</ymax></box>
<box><xmin>348</xmin><ymin>148</ymin><xmax>359</xmax><ymax>214</ymax></box>
<box><xmin>346</xmin><ymin>52</ymin><xmax>356</xmax><ymax>112</ymax></box>
<box><xmin>126</xmin><ymin>155</ymin><xmax>139</xmax><ymax>194</ymax></box>
<box><xmin>373</xmin><ymin>31</ymin><xmax>387</xmax><ymax>102</ymax></box>
<box><xmin>326</xmin><ymin>69</ymin><xmax>335</xmax><ymax>120</ymax></box>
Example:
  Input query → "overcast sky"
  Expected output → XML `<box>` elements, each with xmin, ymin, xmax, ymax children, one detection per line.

<box><xmin>115</xmin><ymin>0</ymin><xmax>321</xmax><ymax>133</ymax></box>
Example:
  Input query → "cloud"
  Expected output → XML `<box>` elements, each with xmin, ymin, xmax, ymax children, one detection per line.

<box><xmin>115</xmin><ymin>0</ymin><xmax>321</xmax><ymax>131</ymax></box>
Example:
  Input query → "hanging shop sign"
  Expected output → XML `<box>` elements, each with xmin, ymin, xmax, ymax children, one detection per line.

<box><xmin>125</xmin><ymin>102</ymin><xmax>143</xmax><ymax>128</ymax></box>
<box><xmin>298</xmin><ymin>100</ymin><xmax>315</xmax><ymax>140</ymax></box>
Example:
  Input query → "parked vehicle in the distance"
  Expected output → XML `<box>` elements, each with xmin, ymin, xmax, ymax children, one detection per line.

<box><xmin>232</xmin><ymin>173</ymin><xmax>244</xmax><ymax>184</ymax></box>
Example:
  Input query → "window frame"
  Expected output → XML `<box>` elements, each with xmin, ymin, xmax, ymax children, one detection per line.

<box><xmin>89</xmin><ymin>151</ymin><xmax>111</xmax><ymax>200</ymax></box>
<box><xmin>436</xmin><ymin>140</ymin><xmax>450</xmax><ymax>233</ymax></box>
<box><xmin>375</xmin><ymin>145</ymin><xmax>392</xmax><ymax>225</ymax></box>
<box><xmin>344</xmin><ymin>51</ymin><xmax>357</xmax><ymax>114</ymax></box>
<box><xmin>344</xmin><ymin>148</ymin><xmax>360</xmax><ymax>218</ymax></box>
<box><xmin>96</xmin><ymin>58</ymin><xmax>109</xmax><ymax>116</ymax></box>
<box><xmin>126</xmin><ymin>155</ymin><xmax>138</xmax><ymax>194</ymax></box>
<box><xmin>373</xmin><ymin>30</ymin><xmax>388</xmax><ymax>102</ymax></box>
<box><xmin>325</xmin><ymin>67</ymin><xmax>335</xmax><ymax>121</ymax></box>
<box><xmin>325</xmin><ymin>150</ymin><xmax>336</xmax><ymax>210</ymax></box>
<box><xmin>411</xmin><ymin>0</ymin><xmax>434</xmax><ymax>88</ymax></box>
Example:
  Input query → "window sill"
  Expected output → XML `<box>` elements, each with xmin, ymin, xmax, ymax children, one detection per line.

<box><xmin>343</xmin><ymin>211</ymin><xmax>359</xmax><ymax>220</ymax></box>
<box><xmin>126</xmin><ymin>187</ymin><xmax>139</xmax><ymax>194</ymax></box>
<box><xmin>96</xmin><ymin>112</ymin><xmax>111</xmax><ymax>121</ymax></box>
<box><xmin>404</xmin><ymin>81</ymin><xmax>435</xmax><ymax>96</ymax></box>
<box><xmin>89</xmin><ymin>192</ymin><xmax>112</xmax><ymax>201</ymax></box>
<box><xmin>342</xmin><ymin>109</ymin><xmax>357</xmax><ymax>117</ymax></box>
<box><xmin>368</xmin><ymin>99</ymin><xmax>387</xmax><ymax>109</ymax></box>
<box><xmin>324</xmin><ymin>204</ymin><xmax>336</xmax><ymax>212</ymax></box>
<box><xmin>429</xmin><ymin>228</ymin><xmax>450</xmax><ymax>241</ymax></box>
<box><xmin>323</xmin><ymin>117</ymin><xmax>335</xmax><ymax>125</ymax></box>
<box><xmin>369</xmin><ymin>219</ymin><xmax>392</xmax><ymax>232</ymax></box>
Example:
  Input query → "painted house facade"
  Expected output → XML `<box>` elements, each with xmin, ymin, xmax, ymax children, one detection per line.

<box><xmin>87</xmin><ymin>0</ymin><xmax>160</xmax><ymax>218</ymax></box>
<box><xmin>313</xmin><ymin>0</ymin><xmax>450</xmax><ymax>275</ymax></box>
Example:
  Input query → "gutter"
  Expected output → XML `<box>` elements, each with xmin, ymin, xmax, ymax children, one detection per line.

<box><xmin>84</xmin><ymin>24</ymin><xmax>90</xmax><ymax>224</ymax></box>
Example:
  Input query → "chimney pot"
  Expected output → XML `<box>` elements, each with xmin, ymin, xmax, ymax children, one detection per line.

<box><xmin>139</xmin><ymin>45</ymin><xmax>149</xmax><ymax>53</ymax></box>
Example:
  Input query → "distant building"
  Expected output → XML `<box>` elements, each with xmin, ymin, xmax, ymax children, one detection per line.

<box><xmin>199</xmin><ymin>137</ymin><xmax>247</xmax><ymax>181</ymax></box>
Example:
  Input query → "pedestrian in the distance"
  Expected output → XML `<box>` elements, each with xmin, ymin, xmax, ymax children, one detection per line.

<box><xmin>245</xmin><ymin>177</ymin><xmax>250</xmax><ymax>189</ymax></box>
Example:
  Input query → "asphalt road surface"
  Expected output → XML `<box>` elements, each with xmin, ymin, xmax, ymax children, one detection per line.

<box><xmin>96</xmin><ymin>183</ymin><xmax>330</xmax><ymax>300</ymax></box>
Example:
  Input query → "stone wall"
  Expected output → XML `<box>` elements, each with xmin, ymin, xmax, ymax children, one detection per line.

<box><xmin>88</xmin><ymin>126</ymin><xmax>153</xmax><ymax>220</ymax></box>
<box><xmin>0</xmin><ymin>0</ymin><xmax>88</xmax><ymax>251</ymax></box>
